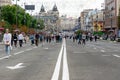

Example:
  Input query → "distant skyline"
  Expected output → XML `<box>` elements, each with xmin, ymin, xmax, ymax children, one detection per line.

<box><xmin>12</xmin><ymin>0</ymin><xmax>104</xmax><ymax>18</ymax></box>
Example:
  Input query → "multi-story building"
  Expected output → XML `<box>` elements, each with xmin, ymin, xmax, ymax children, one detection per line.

<box><xmin>80</xmin><ymin>9</ymin><xmax>93</xmax><ymax>31</ymax></box>
<box><xmin>92</xmin><ymin>9</ymin><xmax>104</xmax><ymax>32</ymax></box>
<box><xmin>60</xmin><ymin>15</ymin><xmax>76</xmax><ymax>30</ymax></box>
<box><xmin>104</xmin><ymin>0</ymin><xmax>120</xmax><ymax>35</ymax></box>
<box><xmin>0</xmin><ymin>0</ymin><xmax>11</xmax><ymax>6</ymax></box>
<box><xmin>80</xmin><ymin>8</ymin><xmax>105</xmax><ymax>32</ymax></box>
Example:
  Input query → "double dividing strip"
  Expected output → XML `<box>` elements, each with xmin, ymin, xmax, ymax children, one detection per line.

<box><xmin>51</xmin><ymin>38</ymin><xmax>69</xmax><ymax>80</ymax></box>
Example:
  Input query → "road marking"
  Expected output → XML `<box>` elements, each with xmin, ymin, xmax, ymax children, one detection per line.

<box><xmin>33</xmin><ymin>46</ymin><xmax>37</xmax><ymax>48</ymax></box>
<box><xmin>113</xmin><ymin>54</ymin><xmax>120</xmax><ymax>58</ymax></box>
<box><xmin>73</xmin><ymin>52</ymin><xmax>86</xmax><ymax>54</ymax></box>
<box><xmin>0</xmin><ymin>55</ymin><xmax>11</xmax><ymax>60</ymax></box>
<box><xmin>51</xmin><ymin>42</ymin><xmax>63</xmax><ymax>80</ymax></box>
<box><xmin>62</xmin><ymin>38</ymin><xmax>69</xmax><ymax>80</ymax></box>
<box><xmin>26</xmin><ymin>48</ymin><xmax>32</xmax><ymax>51</ymax></box>
<box><xmin>0</xmin><ymin>49</ymin><xmax>3</xmax><ymax>51</ymax></box>
<box><xmin>101</xmin><ymin>50</ymin><xmax>105</xmax><ymax>52</ymax></box>
<box><xmin>102</xmin><ymin>55</ymin><xmax>111</xmax><ymax>56</ymax></box>
<box><xmin>44</xmin><ymin>48</ymin><xmax>49</xmax><ymax>50</ymax></box>
<box><xmin>94</xmin><ymin>47</ymin><xmax>97</xmax><ymax>49</ymax></box>
<box><xmin>14</xmin><ymin>51</ymin><xmax>25</xmax><ymax>55</ymax></box>
<box><xmin>114</xmin><ymin>50</ymin><xmax>118</xmax><ymax>51</ymax></box>
<box><xmin>6</xmin><ymin>63</ymin><xmax>25</xmax><ymax>70</ymax></box>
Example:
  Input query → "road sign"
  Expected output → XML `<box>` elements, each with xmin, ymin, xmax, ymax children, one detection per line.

<box><xmin>25</xmin><ymin>5</ymin><xmax>35</xmax><ymax>10</ymax></box>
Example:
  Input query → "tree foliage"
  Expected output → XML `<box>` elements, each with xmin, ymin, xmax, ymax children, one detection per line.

<box><xmin>0</xmin><ymin>5</ymin><xmax>44</xmax><ymax>32</ymax></box>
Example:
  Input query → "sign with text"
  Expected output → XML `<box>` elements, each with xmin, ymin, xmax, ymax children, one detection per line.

<box><xmin>25</xmin><ymin>5</ymin><xmax>35</xmax><ymax>10</ymax></box>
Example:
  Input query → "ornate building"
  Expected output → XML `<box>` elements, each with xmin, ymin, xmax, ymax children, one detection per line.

<box><xmin>39</xmin><ymin>4</ymin><xmax>60</xmax><ymax>32</ymax></box>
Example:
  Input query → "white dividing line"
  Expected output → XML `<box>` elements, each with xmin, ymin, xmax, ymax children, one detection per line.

<box><xmin>101</xmin><ymin>50</ymin><xmax>105</xmax><ymax>52</ymax></box>
<box><xmin>51</xmin><ymin>42</ymin><xmax>63</xmax><ymax>80</ymax></box>
<box><xmin>26</xmin><ymin>48</ymin><xmax>32</xmax><ymax>51</ymax></box>
<box><xmin>0</xmin><ymin>55</ymin><xmax>11</xmax><ymax>60</ymax></box>
<box><xmin>14</xmin><ymin>51</ymin><xmax>25</xmax><ymax>55</ymax></box>
<box><xmin>113</xmin><ymin>54</ymin><xmax>120</xmax><ymax>58</ymax></box>
<box><xmin>44</xmin><ymin>48</ymin><xmax>49</xmax><ymax>50</ymax></box>
<box><xmin>102</xmin><ymin>55</ymin><xmax>111</xmax><ymax>57</ymax></box>
<box><xmin>94</xmin><ymin>47</ymin><xmax>97</xmax><ymax>49</ymax></box>
<box><xmin>0</xmin><ymin>46</ymin><xmax>36</xmax><ymax>60</ymax></box>
<box><xmin>0</xmin><ymin>49</ymin><xmax>3</xmax><ymax>51</ymax></box>
<box><xmin>62</xmin><ymin>38</ymin><xmax>69</xmax><ymax>80</ymax></box>
<box><xmin>33</xmin><ymin>46</ymin><xmax>37</xmax><ymax>49</ymax></box>
<box><xmin>73</xmin><ymin>52</ymin><xmax>86</xmax><ymax>54</ymax></box>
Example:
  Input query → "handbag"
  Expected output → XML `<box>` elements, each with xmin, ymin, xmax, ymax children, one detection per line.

<box><xmin>5</xmin><ymin>41</ymin><xmax>10</xmax><ymax>46</ymax></box>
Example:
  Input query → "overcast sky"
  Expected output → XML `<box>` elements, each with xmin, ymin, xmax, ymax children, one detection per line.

<box><xmin>12</xmin><ymin>0</ymin><xmax>104</xmax><ymax>18</ymax></box>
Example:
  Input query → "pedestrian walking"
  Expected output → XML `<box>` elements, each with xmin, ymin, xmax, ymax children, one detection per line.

<box><xmin>30</xmin><ymin>33</ymin><xmax>35</xmax><ymax>45</ymax></box>
<box><xmin>3</xmin><ymin>29</ymin><xmax>12</xmax><ymax>56</ymax></box>
<box><xmin>73</xmin><ymin>34</ymin><xmax>75</xmax><ymax>42</ymax></box>
<box><xmin>78</xmin><ymin>33</ymin><xmax>82</xmax><ymax>44</ymax></box>
<box><xmin>94</xmin><ymin>35</ymin><xmax>98</xmax><ymax>42</ymax></box>
<box><xmin>82</xmin><ymin>33</ymin><xmax>86</xmax><ymax>45</ymax></box>
<box><xmin>18</xmin><ymin>32</ymin><xmax>24</xmax><ymax>47</ymax></box>
<box><xmin>35</xmin><ymin>33</ymin><xmax>39</xmax><ymax>46</ymax></box>
<box><xmin>13</xmin><ymin>33</ymin><xmax>18</xmax><ymax>47</ymax></box>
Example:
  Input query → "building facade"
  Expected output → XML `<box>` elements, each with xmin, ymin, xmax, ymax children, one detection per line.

<box><xmin>80</xmin><ymin>9</ymin><xmax>105</xmax><ymax>32</ymax></box>
<box><xmin>0</xmin><ymin>0</ymin><xmax>11</xmax><ymax>6</ymax></box>
<box><xmin>104</xmin><ymin>0</ymin><xmax>120</xmax><ymax>35</ymax></box>
<box><xmin>60</xmin><ymin>15</ymin><xmax>76</xmax><ymax>30</ymax></box>
<box><xmin>80</xmin><ymin>9</ymin><xmax>93</xmax><ymax>31</ymax></box>
<box><xmin>39</xmin><ymin>4</ymin><xmax>60</xmax><ymax>32</ymax></box>
<box><xmin>92</xmin><ymin>10</ymin><xmax>104</xmax><ymax>32</ymax></box>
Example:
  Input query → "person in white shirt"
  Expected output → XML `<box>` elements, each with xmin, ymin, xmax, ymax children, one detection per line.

<box><xmin>82</xmin><ymin>33</ymin><xmax>86</xmax><ymax>45</ymax></box>
<box><xmin>18</xmin><ymin>32</ymin><xmax>24</xmax><ymax>47</ymax></box>
<box><xmin>3</xmin><ymin>29</ymin><xmax>12</xmax><ymax>55</ymax></box>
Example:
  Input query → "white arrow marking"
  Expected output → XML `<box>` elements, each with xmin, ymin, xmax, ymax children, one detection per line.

<box><xmin>113</xmin><ymin>54</ymin><xmax>120</xmax><ymax>58</ymax></box>
<box><xmin>6</xmin><ymin>63</ymin><xmax>25</xmax><ymax>70</ymax></box>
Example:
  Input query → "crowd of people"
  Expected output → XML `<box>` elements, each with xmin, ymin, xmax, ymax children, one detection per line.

<box><xmin>71</xmin><ymin>32</ymin><xmax>99</xmax><ymax>45</ymax></box>
<box><xmin>2</xmin><ymin>29</ymin><xmax>63</xmax><ymax>56</ymax></box>
<box><xmin>2</xmin><ymin>28</ymin><xmax>116</xmax><ymax>57</ymax></box>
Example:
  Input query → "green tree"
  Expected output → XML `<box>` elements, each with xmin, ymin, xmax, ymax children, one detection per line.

<box><xmin>37</xmin><ymin>19</ymin><xmax>45</xmax><ymax>30</ymax></box>
<box><xmin>0</xmin><ymin>5</ymin><xmax>46</xmax><ymax>32</ymax></box>
<box><xmin>1</xmin><ymin>5</ymin><xmax>16</xmax><ymax>25</ymax></box>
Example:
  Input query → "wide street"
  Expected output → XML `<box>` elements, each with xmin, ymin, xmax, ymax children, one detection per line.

<box><xmin>0</xmin><ymin>39</ymin><xmax>120</xmax><ymax>80</ymax></box>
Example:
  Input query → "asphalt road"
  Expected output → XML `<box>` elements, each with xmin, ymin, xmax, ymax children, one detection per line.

<box><xmin>0</xmin><ymin>39</ymin><xmax>120</xmax><ymax>80</ymax></box>
<box><xmin>67</xmin><ymin>39</ymin><xmax>120</xmax><ymax>80</ymax></box>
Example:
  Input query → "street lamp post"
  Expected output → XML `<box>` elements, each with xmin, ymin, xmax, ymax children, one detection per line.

<box><xmin>13</xmin><ymin>0</ymin><xmax>19</xmax><ymax>29</ymax></box>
